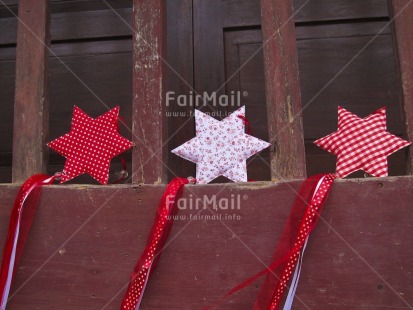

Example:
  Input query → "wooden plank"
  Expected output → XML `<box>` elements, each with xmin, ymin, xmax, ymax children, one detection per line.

<box><xmin>193</xmin><ymin>0</ymin><xmax>226</xmax><ymax>110</ymax></box>
<box><xmin>388</xmin><ymin>0</ymin><xmax>413</xmax><ymax>174</ymax></box>
<box><xmin>224</xmin><ymin>30</ymin><xmax>271</xmax><ymax>181</ymax></box>
<box><xmin>221</xmin><ymin>0</ymin><xmax>389</xmax><ymax>29</ymax></box>
<box><xmin>0</xmin><ymin>9</ymin><xmax>132</xmax><ymax>46</ymax></box>
<box><xmin>132</xmin><ymin>0</ymin><xmax>167</xmax><ymax>184</ymax></box>
<box><xmin>0</xmin><ymin>176</ymin><xmax>412</xmax><ymax>308</ymax></box>
<box><xmin>260</xmin><ymin>0</ymin><xmax>306</xmax><ymax>180</ymax></box>
<box><xmin>294</xmin><ymin>0</ymin><xmax>389</xmax><ymax>22</ymax></box>
<box><xmin>166</xmin><ymin>0</ymin><xmax>195</xmax><ymax>180</ymax></box>
<box><xmin>0</xmin><ymin>0</ymin><xmax>132</xmax><ymax>18</ymax></box>
<box><xmin>12</xmin><ymin>0</ymin><xmax>50</xmax><ymax>182</ymax></box>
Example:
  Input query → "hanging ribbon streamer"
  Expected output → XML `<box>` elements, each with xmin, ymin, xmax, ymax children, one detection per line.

<box><xmin>282</xmin><ymin>175</ymin><xmax>327</xmax><ymax>310</ymax></box>
<box><xmin>121</xmin><ymin>177</ymin><xmax>195</xmax><ymax>310</ymax></box>
<box><xmin>204</xmin><ymin>173</ymin><xmax>335</xmax><ymax>310</ymax></box>
<box><xmin>255</xmin><ymin>173</ymin><xmax>335</xmax><ymax>310</ymax></box>
<box><xmin>0</xmin><ymin>173</ymin><xmax>59</xmax><ymax>310</ymax></box>
<box><xmin>282</xmin><ymin>237</ymin><xmax>308</xmax><ymax>310</ymax></box>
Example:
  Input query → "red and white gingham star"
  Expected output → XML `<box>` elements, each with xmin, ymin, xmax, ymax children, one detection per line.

<box><xmin>48</xmin><ymin>106</ymin><xmax>133</xmax><ymax>184</ymax></box>
<box><xmin>314</xmin><ymin>106</ymin><xmax>411</xmax><ymax>178</ymax></box>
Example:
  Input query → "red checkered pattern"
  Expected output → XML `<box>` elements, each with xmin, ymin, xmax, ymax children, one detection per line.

<box><xmin>314</xmin><ymin>106</ymin><xmax>411</xmax><ymax>178</ymax></box>
<box><xmin>48</xmin><ymin>106</ymin><xmax>133</xmax><ymax>184</ymax></box>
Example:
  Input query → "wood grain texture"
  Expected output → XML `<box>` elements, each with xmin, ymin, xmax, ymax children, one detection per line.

<box><xmin>166</xmin><ymin>0</ymin><xmax>195</xmax><ymax>181</ymax></box>
<box><xmin>0</xmin><ymin>176</ymin><xmax>412</xmax><ymax>309</ymax></box>
<box><xmin>193</xmin><ymin>0</ymin><xmax>226</xmax><ymax>110</ymax></box>
<box><xmin>12</xmin><ymin>0</ymin><xmax>50</xmax><ymax>182</ymax></box>
<box><xmin>132</xmin><ymin>0</ymin><xmax>167</xmax><ymax>184</ymax></box>
<box><xmin>388</xmin><ymin>0</ymin><xmax>413</xmax><ymax>174</ymax></box>
<box><xmin>221</xmin><ymin>0</ymin><xmax>389</xmax><ymax>29</ymax></box>
<box><xmin>260</xmin><ymin>0</ymin><xmax>307</xmax><ymax>181</ymax></box>
<box><xmin>0</xmin><ymin>0</ymin><xmax>404</xmax><ymax>183</ymax></box>
<box><xmin>0</xmin><ymin>8</ymin><xmax>132</xmax><ymax>45</ymax></box>
<box><xmin>294</xmin><ymin>0</ymin><xmax>389</xmax><ymax>22</ymax></box>
<box><xmin>222</xmin><ymin>24</ymin><xmax>406</xmax><ymax>178</ymax></box>
<box><xmin>224</xmin><ymin>30</ymin><xmax>270</xmax><ymax>181</ymax></box>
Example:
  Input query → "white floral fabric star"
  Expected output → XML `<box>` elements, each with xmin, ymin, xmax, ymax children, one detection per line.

<box><xmin>172</xmin><ymin>106</ymin><xmax>270</xmax><ymax>184</ymax></box>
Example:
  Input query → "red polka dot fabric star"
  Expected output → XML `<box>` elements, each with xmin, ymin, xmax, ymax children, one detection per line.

<box><xmin>48</xmin><ymin>106</ymin><xmax>133</xmax><ymax>184</ymax></box>
<box><xmin>314</xmin><ymin>106</ymin><xmax>411</xmax><ymax>178</ymax></box>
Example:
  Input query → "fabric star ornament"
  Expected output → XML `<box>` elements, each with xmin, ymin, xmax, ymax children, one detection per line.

<box><xmin>172</xmin><ymin>106</ymin><xmax>270</xmax><ymax>184</ymax></box>
<box><xmin>48</xmin><ymin>106</ymin><xmax>133</xmax><ymax>184</ymax></box>
<box><xmin>314</xmin><ymin>106</ymin><xmax>411</xmax><ymax>178</ymax></box>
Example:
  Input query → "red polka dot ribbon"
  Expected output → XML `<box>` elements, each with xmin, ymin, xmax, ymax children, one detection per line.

<box><xmin>204</xmin><ymin>174</ymin><xmax>335</xmax><ymax>310</ymax></box>
<box><xmin>121</xmin><ymin>177</ymin><xmax>193</xmax><ymax>309</ymax></box>
<box><xmin>255</xmin><ymin>174</ymin><xmax>335</xmax><ymax>310</ymax></box>
<box><xmin>0</xmin><ymin>174</ymin><xmax>59</xmax><ymax>310</ymax></box>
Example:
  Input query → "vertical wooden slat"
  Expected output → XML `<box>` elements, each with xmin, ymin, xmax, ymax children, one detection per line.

<box><xmin>12</xmin><ymin>0</ymin><xmax>50</xmax><ymax>183</ymax></box>
<box><xmin>260</xmin><ymin>0</ymin><xmax>306</xmax><ymax>181</ymax></box>
<box><xmin>132</xmin><ymin>0</ymin><xmax>167</xmax><ymax>184</ymax></box>
<box><xmin>388</xmin><ymin>0</ymin><xmax>413</xmax><ymax>174</ymax></box>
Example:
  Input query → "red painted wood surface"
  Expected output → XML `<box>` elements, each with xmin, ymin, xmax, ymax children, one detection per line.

<box><xmin>388</xmin><ymin>0</ymin><xmax>413</xmax><ymax>173</ymax></box>
<box><xmin>260</xmin><ymin>0</ymin><xmax>306</xmax><ymax>181</ymax></box>
<box><xmin>12</xmin><ymin>0</ymin><xmax>50</xmax><ymax>182</ymax></box>
<box><xmin>132</xmin><ymin>0</ymin><xmax>167</xmax><ymax>184</ymax></box>
<box><xmin>0</xmin><ymin>177</ymin><xmax>412</xmax><ymax>309</ymax></box>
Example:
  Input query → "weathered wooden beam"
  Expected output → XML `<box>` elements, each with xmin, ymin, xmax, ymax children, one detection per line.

<box><xmin>260</xmin><ymin>0</ymin><xmax>306</xmax><ymax>181</ymax></box>
<box><xmin>132</xmin><ymin>0</ymin><xmax>167</xmax><ymax>184</ymax></box>
<box><xmin>0</xmin><ymin>177</ymin><xmax>413</xmax><ymax>308</ymax></box>
<box><xmin>388</xmin><ymin>0</ymin><xmax>413</xmax><ymax>174</ymax></box>
<box><xmin>12</xmin><ymin>0</ymin><xmax>50</xmax><ymax>182</ymax></box>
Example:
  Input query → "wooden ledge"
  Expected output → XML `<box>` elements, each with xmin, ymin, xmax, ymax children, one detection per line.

<box><xmin>0</xmin><ymin>176</ymin><xmax>412</xmax><ymax>309</ymax></box>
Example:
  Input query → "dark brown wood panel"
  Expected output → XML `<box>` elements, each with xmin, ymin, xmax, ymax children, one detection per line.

<box><xmin>166</xmin><ymin>0</ymin><xmax>195</xmax><ymax>180</ymax></box>
<box><xmin>132</xmin><ymin>0</ymin><xmax>167</xmax><ymax>184</ymax></box>
<box><xmin>222</xmin><ymin>20</ymin><xmax>405</xmax><ymax>177</ymax></box>
<box><xmin>224</xmin><ymin>29</ymin><xmax>270</xmax><ymax>181</ymax></box>
<box><xmin>193</xmin><ymin>0</ymin><xmax>226</xmax><ymax>109</ymax></box>
<box><xmin>221</xmin><ymin>0</ymin><xmax>389</xmax><ymax>29</ymax></box>
<box><xmin>12</xmin><ymin>0</ymin><xmax>50</xmax><ymax>182</ymax></box>
<box><xmin>48</xmin><ymin>40</ymin><xmax>133</xmax><ymax>183</ymax></box>
<box><xmin>0</xmin><ymin>40</ymin><xmax>133</xmax><ymax>183</ymax></box>
<box><xmin>294</xmin><ymin>0</ymin><xmax>389</xmax><ymax>22</ymax></box>
<box><xmin>0</xmin><ymin>8</ymin><xmax>132</xmax><ymax>46</ymax></box>
<box><xmin>0</xmin><ymin>0</ymin><xmax>132</xmax><ymax>18</ymax></box>
<box><xmin>0</xmin><ymin>176</ymin><xmax>412</xmax><ymax>308</ymax></box>
<box><xmin>388</xmin><ymin>0</ymin><xmax>413</xmax><ymax>173</ymax></box>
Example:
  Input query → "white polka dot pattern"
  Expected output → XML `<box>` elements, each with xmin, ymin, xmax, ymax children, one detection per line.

<box><xmin>47</xmin><ymin>106</ymin><xmax>133</xmax><ymax>184</ymax></box>
<box><xmin>171</xmin><ymin>106</ymin><xmax>271</xmax><ymax>184</ymax></box>
<box><xmin>269</xmin><ymin>174</ymin><xmax>335</xmax><ymax>310</ymax></box>
<box><xmin>314</xmin><ymin>107</ymin><xmax>411</xmax><ymax>178</ymax></box>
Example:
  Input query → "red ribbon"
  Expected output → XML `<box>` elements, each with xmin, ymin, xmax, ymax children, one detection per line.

<box><xmin>121</xmin><ymin>177</ymin><xmax>192</xmax><ymax>309</ymax></box>
<box><xmin>204</xmin><ymin>174</ymin><xmax>335</xmax><ymax>310</ymax></box>
<box><xmin>256</xmin><ymin>173</ymin><xmax>335</xmax><ymax>309</ymax></box>
<box><xmin>0</xmin><ymin>173</ymin><xmax>58</xmax><ymax>309</ymax></box>
<box><xmin>237</xmin><ymin>114</ymin><xmax>252</xmax><ymax>135</ymax></box>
